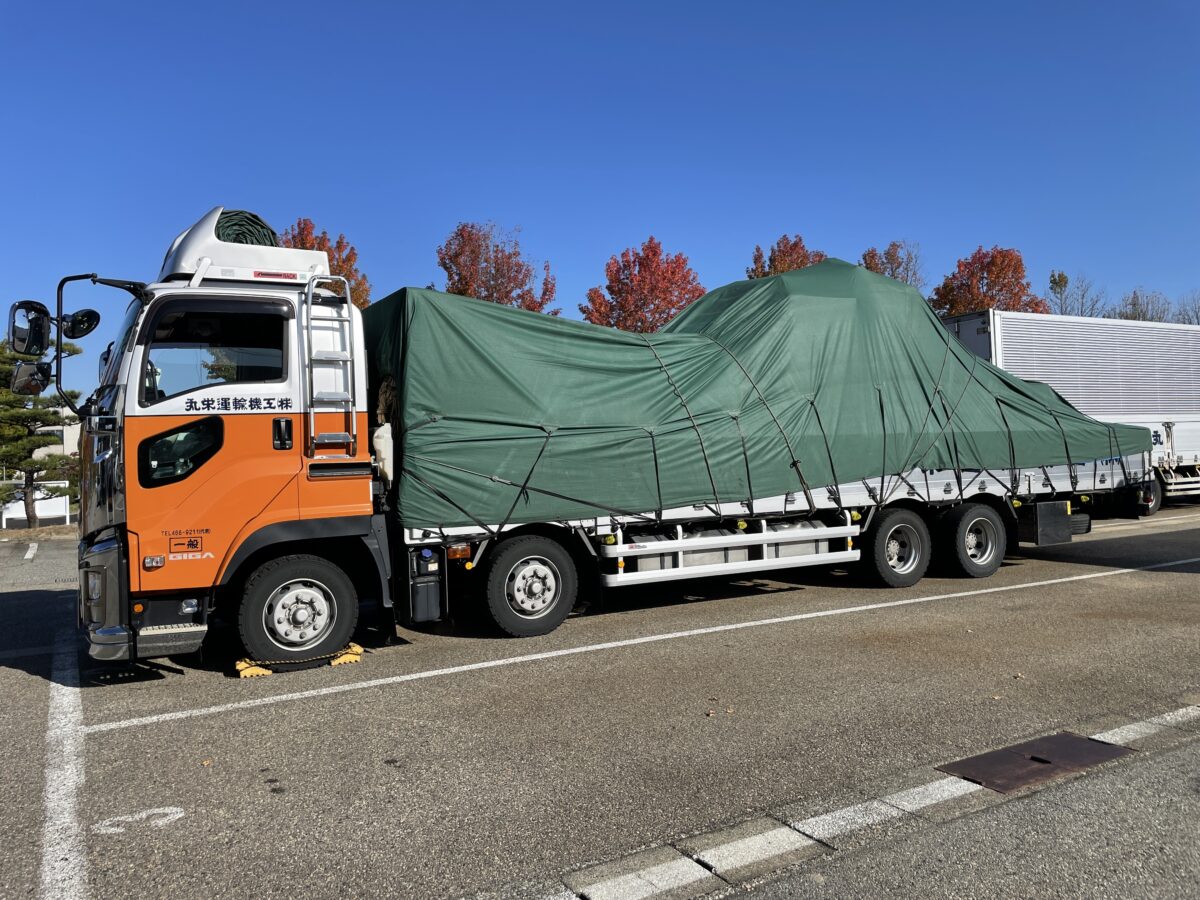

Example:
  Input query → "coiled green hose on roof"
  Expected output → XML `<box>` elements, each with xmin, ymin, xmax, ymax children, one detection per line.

<box><xmin>215</xmin><ymin>209</ymin><xmax>279</xmax><ymax>247</ymax></box>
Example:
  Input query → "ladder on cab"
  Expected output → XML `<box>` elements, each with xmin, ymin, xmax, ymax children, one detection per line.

<box><xmin>302</xmin><ymin>275</ymin><xmax>358</xmax><ymax>457</ymax></box>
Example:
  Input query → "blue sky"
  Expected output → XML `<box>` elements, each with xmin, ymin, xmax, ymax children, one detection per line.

<box><xmin>2</xmin><ymin>1</ymin><xmax>1197</xmax><ymax>387</ymax></box>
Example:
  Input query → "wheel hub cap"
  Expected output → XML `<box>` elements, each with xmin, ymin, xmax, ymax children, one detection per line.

<box><xmin>965</xmin><ymin>518</ymin><xmax>996</xmax><ymax>564</ymax></box>
<box><xmin>265</xmin><ymin>580</ymin><xmax>333</xmax><ymax>650</ymax></box>
<box><xmin>884</xmin><ymin>524</ymin><xmax>921</xmax><ymax>574</ymax></box>
<box><xmin>507</xmin><ymin>558</ymin><xmax>559</xmax><ymax>617</ymax></box>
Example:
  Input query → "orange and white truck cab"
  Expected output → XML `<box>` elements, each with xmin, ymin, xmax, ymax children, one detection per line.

<box><xmin>26</xmin><ymin>208</ymin><xmax>391</xmax><ymax>662</ymax></box>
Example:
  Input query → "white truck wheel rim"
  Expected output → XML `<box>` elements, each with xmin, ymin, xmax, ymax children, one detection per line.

<box><xmin>506</xmin><ymin>557</ymin><xmax>560</xmax><ymax>618</ymax></box>
<box><xmin>885</xmin><ymin>523</ymin><xmax>922</xmax><ymax>575</ymax></box>
<box><xmin>964</xmin><ymin>516</ymin><xmax>998</xmax><ymax>566</ymax></box>
<box><xmin>264</xmin><ymin>578</ymin><xmax>335</xmax><ymax>651</ymax></box>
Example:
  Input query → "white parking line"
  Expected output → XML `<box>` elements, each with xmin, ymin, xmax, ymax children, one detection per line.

<box><xmin>1092</xmin><ymin>705</ymin><xmax>1200</xmax><ymax>745</ymax></box>
<box><xmin>25</xmin><ymin>542</ymin><xmax>39</xmax><ymax>560</ymax></box>
<box><xmin>789</xmin><ymin>800</ymin><xmax>904</xmax><ymax>842</ymax></box>
<box><xmin>696</xmin><ymin>826</ymin><xmax>814</xmax><ymax>873</ymax></box>
<box><xmin>1091</xmin><ymin>512</ymin><xmax>1200</xmax><ymax>530</ymax></box>
<box><xmin>585</xmin><ymin>857</ymin><xmax>711</xmax><ymax>900</ymax></box>
<box><xmin>81</xmin><ymin>554</ymin><xmax>1200</xmax><ymax>736</ymax></box>
<box><xmin>881</xmin><ymin>776</ymin><xmax>983</xmax><ymax>812</ymax></box>
<box><xmin>1148</xmin><ymin>706</ymin><xmax>1200</xmax><ymax>727</ymax></box>
<box><xmin>39</xmin><ymin>636</ymin><xmax>87</xmax><ymax>900</ymax></box>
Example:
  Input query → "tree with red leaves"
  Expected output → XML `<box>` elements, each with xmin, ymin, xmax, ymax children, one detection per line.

<box><xmin>436</xmin><ymin>222</ymin><xmax>558</xmax><ymax>314</ymax></box>
<box><xmin>929</xmin><ymin>246</ymin><xmax>1048</xmax><ymax>316</ymax></box>
<box><xmin>279</xmin><ymin>218</ymin><xmax>372</xmax><ymax>309</ymax></box>
<box><xmin>746</xmin><ymin>234</ymin><xmax>826</xmax><ymax>279</ymax></box>
<box><xmin>580</xmin><ymin>237</ymin><xmax>705</xmax><ymax>332</ymax></box>
<box><xmin>860</xmin><ymin>240</ymin><xmax>925</xmax><ymax>291</ymax></box>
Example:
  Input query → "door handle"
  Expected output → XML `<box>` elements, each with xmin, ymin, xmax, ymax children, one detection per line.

<box><xmin>272</xmin><ymin>417</ymin><xmax>293</xmax><ymax>450</ymax></box>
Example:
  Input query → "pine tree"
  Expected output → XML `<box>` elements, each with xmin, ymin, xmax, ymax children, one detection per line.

<box><xmin>0</xmin><ymin>341</ymin><xmax>80</xmax><ymax>528</ymax></box>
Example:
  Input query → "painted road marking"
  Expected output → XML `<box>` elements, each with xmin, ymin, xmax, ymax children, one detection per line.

<box><xmin>881</xmin><ymin>776</ymin><xmax>983</xmax><ymax>812</ymax></box>
<box><xmin>39</xmin><ymin>636</ymin><xmax>87</xmax><ymax>900</ymax></box>
<box><xmin>1147</xmin><ymin>705</ymin><xmax>1200</xmax><ymax>727</ymax></box>
<box><xmin>1091</xmin><ymin>512</ymin><xmax>1200</xmax><ymax>530</ymax></box>
<box><xmin>694</xmin><ymin>825</ymin><xmax>814</xmax><ymax>874</ymax></box>
<box><xmin>1092</xmin><ymin>705</ymin><xmax>1200</xmax><ymax>745</ymax></box>
<box><xmin>92</xmin><ymin>807</ymin><xmax>185</xmax><ymax>835</ymax></box>
<box><xmin>583</xmin><ymin>857</ymin><xmax>711</xmax><ymax>900</ymax></box>
<box><xmin>524</xmin><ymin>707</ymin><xmax>1189</xmax><ymax>900</ymax></box>
<box><xmin>789</xmin><ymin>799</ymin><xmax>903</xmax><ymax>842</ymax></box>
<box><xmin>81</xmin><ymin>554</ymin><xmax>1200</xmax><ymax>737</ymax></box>
<box><xmin>25</xmin><ymin>542</ymin><xmax>38</xmax><ymax>560</ymax></box>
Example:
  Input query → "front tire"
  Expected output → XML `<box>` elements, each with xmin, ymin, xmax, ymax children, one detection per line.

<box><xmin>481</xmin><ymin>536</ymin><xmax>578</xmax><ymax>637</ymax></box>
<box><xmin>863</xmin><ymin>508</ymin><xmax>930</xmax><ymax>588</ymax></box>
<box><xmin>238</xmin><ymin>554</ymin><xmax>358</xmax><ymax>662</ymax></box>
<box><xmin>942</xmin><ymin>503</ymin><xmax>1006</xmax><ymax>578</ymax></box>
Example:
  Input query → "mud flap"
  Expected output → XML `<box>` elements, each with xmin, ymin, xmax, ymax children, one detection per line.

<box><xmin>1016</xmin><ymin>500</ymin><xmax>1072</xmax><ymax>546</ymax></box>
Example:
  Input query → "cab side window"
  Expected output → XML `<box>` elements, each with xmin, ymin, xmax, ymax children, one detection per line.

<box><xmin>137</xmin><ymin>417</ymin><xmax>223</xmax><ymax>488</ymax></box>
<box><xmin>141</xmin><ymin>309</ymin><xmax>286</xmax><ymax>405</ymax></box>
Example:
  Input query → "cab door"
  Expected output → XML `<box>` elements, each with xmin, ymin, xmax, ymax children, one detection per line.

<box><xmin>124</xmin><ymin>295</ymin><xmax>302</xmax><ymax>594</ymax></box>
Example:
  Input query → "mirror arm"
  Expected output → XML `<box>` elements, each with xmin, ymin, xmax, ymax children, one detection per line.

<box><xmin>91</xmin><ymin>277</ymin><xmax>150</xmax><ymax>302</ymax></box>
<box><xmin>55</xmin><ymin>274</ymin><xmax>97</xmax><ymax>415</ymax></box>
<box><xmin>51</xmin><ymin>274</ymin><xmax>148</xmax><ymax>415</ymax></box>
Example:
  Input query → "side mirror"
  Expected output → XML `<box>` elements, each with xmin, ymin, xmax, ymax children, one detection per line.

<box><xmin>10</xmin><ymin>360</ymin><xmax>52</xmax><ymax>395</ymax></box>
<box><xmin>8</xmin><ymin>300</ymin><xmax>52</xmax><ymax>357</ymax></box>
<box><xmin>62</xmin><ymin>308</ymin><xmax>101</xmax><ymax>339</ymax></box>
<box><xmin>98</xmin><ymin>343</ymin><xmax>113</xmax><ymax>381</ymax></box>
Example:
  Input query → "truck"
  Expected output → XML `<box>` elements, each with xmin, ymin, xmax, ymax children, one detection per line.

<box><xmin>6</xmin><ymin>208</ymin><xmax>1153</xmax><ymax>664</ymax></box>
<box><xmin>946</xmin><ymin>309</ymin><xmax>1200</xmax><ymax>514</ymax></box>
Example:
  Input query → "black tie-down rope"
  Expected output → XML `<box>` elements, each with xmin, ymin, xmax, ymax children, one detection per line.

<box><xmin>495</xmin><ymin>426</ymin><xmax>555</xmax><ymax>534</ymax></box>
<box><xmin>644</xmin><ymin>429</ymin><xmax>664</xmax><ymax>522</ymax></box>
<box><xmin>888</xmin><ymin>336</ymin><xmax>1022</xmax><ymax>505</ymax></box>
<box><xmin>805</xmin><ymin>399</ymin><xmax>843</xmax><ymax>510</ymax></box>
<box><xmin>704</xmin><ymin>334</ymin><xmax>816</xmax><ymax>512</ymax></box>
<box><xmin>640</xmin><ymin>335</ymin><xmax>722</xmax><ymax>512</ymax></box>
<box><xmin>730</xmin><ymin>414</ymin><xmax>756</xmax><ymax>516</ymax></box>
<box><xmin>1047</xmin><ymin>411</ymin><xmax>1079</xmax><ymax>490</ymax></box>
<box><xmin>937</xmin><ymin>392</ymin><xmax>965</xmax><ymax>500</ymax></box>
<box><xmin>880</xmin><ymin>336</ymin><xmax>962</xmax><ymax>504</ymax></box>
<box><xmin>401</xmin><ymin>466</ymin><xmax>498</xmax><ymax>536</ymax></box>
<box><xmin>993</xmin><ymin>398</ymin><xmax>1021</xmax><ymax>493</ymax></box>
<box><xmin>1106</xmin><ymin>424</ymin><xmax>1133</xmax><ymax>487</ymax></box>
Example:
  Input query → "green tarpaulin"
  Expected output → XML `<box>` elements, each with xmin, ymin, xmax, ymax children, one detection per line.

<box><xmin>364</xmin><ymin>259</ymin><xmax>1150</xmax><ymax>530</ymax></box>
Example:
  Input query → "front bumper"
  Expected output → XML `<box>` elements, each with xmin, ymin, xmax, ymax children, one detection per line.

<box><xmin>79</xmin><ymin>530</ymin><xmax>131</xmax><ymax>662</ymax></box>
<box><xmin>78</xmin><ymin>530</ymin><xmax>209</xmax><ymax>662</ymax></box>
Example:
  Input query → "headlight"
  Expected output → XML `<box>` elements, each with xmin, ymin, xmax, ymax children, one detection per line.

<box><xmin>86</xmin><ymin>570</ymin><xmax>104</xmax><ymax>601</ymax></box>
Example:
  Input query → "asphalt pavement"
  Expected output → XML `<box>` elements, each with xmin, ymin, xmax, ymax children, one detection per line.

<box><xmin>1</xmin><ymin>508</ymin><xmax>1198</xmax><ymax>899</ymax></box>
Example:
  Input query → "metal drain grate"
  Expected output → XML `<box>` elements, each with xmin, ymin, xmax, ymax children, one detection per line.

<box><xmin>937</xmin><ymin>731</ymin><xmax>1134</xmax><ymax>793</ymax></box>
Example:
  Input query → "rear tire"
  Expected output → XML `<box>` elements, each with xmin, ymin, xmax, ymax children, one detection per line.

<box><xmin>481</xmin><ymin>535</ymin><xmax>578</xmax><ymax>637</ymax></box>
<box><xmin>942</xmin><ymin>503</ymin><xmax>1006</xmax><ymax>578</ymax></box>
<box><xmin>1141</xmin><ymin>475</ymin><xmax>1163</xmax><ymax>516</ymax></box>
<box><xmin>863</xmin><ymin>508</ymin><xmax>930</xmax><ymax>588</ymax></box>
<box><xmin>238</xmin><ymin>554</ymin><xmax>358</xmax><ymax>662</ymax></box>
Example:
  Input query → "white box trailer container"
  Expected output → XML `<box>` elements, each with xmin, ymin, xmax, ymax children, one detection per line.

<box><xmin>946</xmin><ymin>310</ymin><xmax>1200</xmax><ymax>510</ymax></box>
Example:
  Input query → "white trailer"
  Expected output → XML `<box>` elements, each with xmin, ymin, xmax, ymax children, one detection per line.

<box><xmin>946</xmin><ymin>310</ymin><xmax>1200</xmax><ymax>512</ymax></box>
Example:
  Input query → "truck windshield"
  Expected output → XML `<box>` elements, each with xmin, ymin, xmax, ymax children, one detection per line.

<box><xmin>100</xmin><ymin>299</ymin><xmax>143</xmax><ymax>386</ymax></box>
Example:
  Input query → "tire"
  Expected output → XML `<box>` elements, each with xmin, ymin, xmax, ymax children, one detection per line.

<box><xmin>1141</xmin><ymin>476</ymin><xmax>1163</xmax><ymax>516</ymax></box>
<box><xmin>942</xmin><ymin>503</ymin><xmax>1006</xmax><ymax>578</ymax></box>
<box><xmin>237</xmin><ymin>554</ymin><xmax>358</xmax><ymax>662</ymax></box>
<box><xmin>1069</xmin><ymin>512</ymin><xmax>1092</xmax><ymax>535</ymax></box>
<box><xmin>863</xmin><ymin>508</ymin><xmax>931</xmax><ymax>588</ymax></box>
<box><xmin>481</xmin><ymin>535</ymin><xmax>578</xmax><ymax>637</ymax></box>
